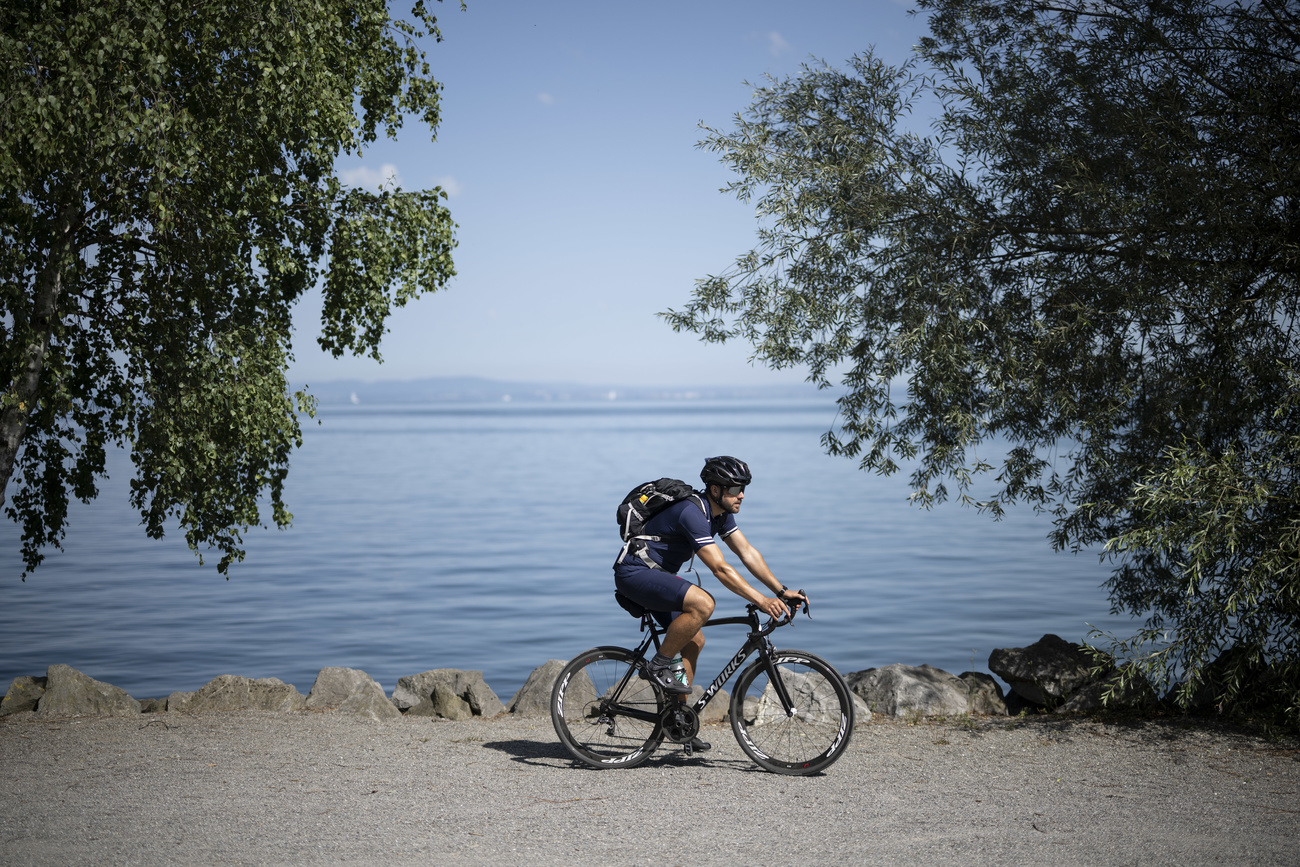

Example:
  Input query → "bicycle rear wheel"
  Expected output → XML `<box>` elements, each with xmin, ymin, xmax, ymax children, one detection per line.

<box><xmin>551</xmin><ymin>646</ymin><xmax>665</xmax><ymax>769</ymax></box>
<box><xmin>729</xmin><ymin>649</ymin><xmax>854</xmax><ymax>775</ymax></box>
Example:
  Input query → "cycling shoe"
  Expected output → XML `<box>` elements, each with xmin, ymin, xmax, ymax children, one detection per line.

<box><xmin>641</xmin><ymin>662</ymin><xmax>691</xmax><ymax>695</ymax></box>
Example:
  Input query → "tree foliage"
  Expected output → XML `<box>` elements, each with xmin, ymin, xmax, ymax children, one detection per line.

<box><xmin>1</xmin><ymin>0</ymin><xmax>458</xmax><ymax>575</ymax></box>
<box><xmin>667</xmin><ymin>0</ymin><xmax>1300</xmax><ymax>722</ymax></box>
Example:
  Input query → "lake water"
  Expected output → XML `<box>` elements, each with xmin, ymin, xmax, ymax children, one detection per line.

<box><xmin>0</xmin><ymin>400</ymin><xmax>1141</xmax><ymax>703</ymax></box>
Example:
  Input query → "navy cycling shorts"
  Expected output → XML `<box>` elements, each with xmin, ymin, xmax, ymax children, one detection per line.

<box><xmin>614</xmin><ymin>563</ymin><xmax>693</xmax><ymax>628</ymax></box>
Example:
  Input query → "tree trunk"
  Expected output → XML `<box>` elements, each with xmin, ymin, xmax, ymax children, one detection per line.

<box><xmin>0</xmin><ymin>212</ymin><xmax>78</xmax><ymax>509</ymax></box>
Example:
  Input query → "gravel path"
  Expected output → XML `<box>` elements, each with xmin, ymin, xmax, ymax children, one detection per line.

<box><xmin>2</xmin><ymin>710</ymin><xmax>1297</xmax><ymax>865</ymax></box>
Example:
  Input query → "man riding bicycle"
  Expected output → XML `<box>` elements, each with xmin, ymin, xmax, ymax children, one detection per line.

<box><xmin>613</xmin><ymin>455</ymin><xmax>807</xmax><ymax>751</ymax></box>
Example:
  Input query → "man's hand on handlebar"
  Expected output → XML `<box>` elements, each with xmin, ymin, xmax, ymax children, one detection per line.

<box><xmin>756</xmin><ymin>588</ymin><xmax>808</xmax><ymax>620</ymax></box>
<box><xmin>781</xmin><ymin>588</ymin><xmax>808</xmax><ymax>608</ymax></box>
<box><xmin>755</xmin><ymin>595</ymin><xmax>788</xmax><ymax>619</ymax></box>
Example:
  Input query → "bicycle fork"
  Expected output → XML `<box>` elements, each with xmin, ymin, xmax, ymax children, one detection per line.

<box><xmin>754</xmin><ymin>637</ymin><xmax>798</xmax><ymax>717</ymax></box>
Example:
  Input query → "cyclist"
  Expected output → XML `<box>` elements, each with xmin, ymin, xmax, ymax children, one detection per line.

<box><xmin>613</xmin><ymin>455</ymin><xmax>806</xmax><ymax>751</ymax></box>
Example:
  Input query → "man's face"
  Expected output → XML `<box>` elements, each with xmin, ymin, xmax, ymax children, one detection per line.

<box><xmin>715</xmin><ymin>484</ymin><xmax>745</xmax><ymax>514</ymax></box>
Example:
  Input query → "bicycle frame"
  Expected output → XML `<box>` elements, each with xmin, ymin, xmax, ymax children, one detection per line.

<box><xmin>607</xmin><ymin>605</ymin><xmax>798</xmax><ymax>725</ymax></box>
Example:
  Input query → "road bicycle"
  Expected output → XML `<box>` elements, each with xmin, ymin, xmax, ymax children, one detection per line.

<box><xmin>550</xmin><ymin>591</ymin><xmax>855</xmax><ymax>775</ymax></box>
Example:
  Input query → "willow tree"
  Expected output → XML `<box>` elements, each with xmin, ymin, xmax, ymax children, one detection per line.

<box><xmin>668</xmin><ymin>0</ymin><xmax>1300</xmax><ymax>722</ymax></box>
<box><xmin>1</xmin><ymin>1</ymin><xmax>458</xmax><ymax>575</ymax></box>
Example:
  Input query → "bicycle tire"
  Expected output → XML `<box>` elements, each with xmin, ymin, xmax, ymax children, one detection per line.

<box><xmin>729</xmin><ymin>649</ymin><xmax>854</xmax><ymax>775</ymax></box>
<box><xmin>551</xmin><ymin>646</ymin><xmax>665</xmax><ymax>769</ymax></box>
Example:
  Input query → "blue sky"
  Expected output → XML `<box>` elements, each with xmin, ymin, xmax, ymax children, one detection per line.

<box><xmin>288</xmin><ymin>0</ymin><xmax>929</xmax><ymax>388</ymax></box>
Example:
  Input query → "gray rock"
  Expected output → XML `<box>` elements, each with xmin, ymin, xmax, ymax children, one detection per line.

<box><xmin>846</xmin><ymin>664</ymin><xmax>970</xmax><ymax>718</ymax></box>
<box><xmin>304</xmin><ymin>668</ymin><xmax>400</xmax><ymax>720</ymax></box>
<box><xmin>431</xmin><ymin>683</ymin><xmax>473</xmax><ymax>720</ymax></box>
<box><xmin>507</xmin><ymin>660</ymin><xmax>567</xmax><ymax>718</ymax></box>
<box><xmin>1003</xmin><ymin>689</ymin><xmax>1036</xmax><ymax>716</ymax></box>
<box><xmin>1179</xmin><ymin>645</ymin><xmax>1262</xmax><ymax>710</ymax></box>
<box><xmin>336</xmin><ymin>678</ymin><xmax>403</xmax><ymax>721</ymax></box>
<box><xmin>306</xmin><ymin>667</ymin><xmax>384</xmax><ymax>709</ymax></box>
<box><xmin>959</xmin><ymin>671</ymin><xmax>1009</xmax><ymax>715</ymax></box>
<box><xmin>393</xmin><ymin>669</ymin><xmax>505</xmax><ymax>717</ymax></box>
<box><xmin>35</xmin><ymin>665</ymin><xmax>140</xmax><ymax>718</ymax></box>
<box><xmin>850</xmin><ymin>691</ymin><xmax>873</xmax><ymax>723</ymax></box>
<box><xmin>1</xmin><ymin>676</ymin><xmax>47</xmax><ymax>716</ymax></box>
<box><xmin>405</xmin><ymin>683</ymin><xmax>473</xmax><ymax>720</ymax></box>
<box><xmin>403</xmin><ymin>698</ymin><xmax>438</xmax><ymax>718</ymax></box>
<box><xmin>689</xmin><ymin>685</ymin><xmax>730</xmax><ymax>724</ymax></box>
<box><xmin>166</xmin><ymin>690</ymin><xmax>195</xmax><ymax>712</ymax></box>
<box><xmin>750</xmin><ymin>667</ymin><xmax>858</xmax><ymax>727</ymax></box>
<box><xmin>138</xmin><ymin>698</ymin><xmax>168</xmax><ymax>714</ymax></box>
<box><xmin>1058</xmin><ymin>667</ymin><xmax>1156</xmax><ymax>714</ymax></box>
<box><xmin>989</xmin><ymin>634</ymin><xmax>1097</xmax><ymax>707</ymax></box>
<box><xmin>174</xmin><ymin>675</ymin><xmax>305</xmax><ymax>713</ymax></box>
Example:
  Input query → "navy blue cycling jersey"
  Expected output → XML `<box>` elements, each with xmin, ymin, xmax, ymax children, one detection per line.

<box><xmin>621</xmin><ymin>496</ymin><xmax>738</xmax><ymax>574</ymax></box>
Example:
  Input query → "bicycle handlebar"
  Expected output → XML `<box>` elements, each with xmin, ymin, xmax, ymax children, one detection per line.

<box><xmin>745</xmin><ymin>588</ymin><xmax>811</xmax><ymax>635</ymax></box>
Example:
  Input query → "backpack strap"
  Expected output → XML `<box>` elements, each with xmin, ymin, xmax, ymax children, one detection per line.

<box><xmin>691</xmin><ymin>492</ymin><xmax>709</xmax><ymax>520</ymax></box>
<box><xmin>616</xmin><ymin>534</ymin><xmax>665</xmax><ymax>570</ymax></box>
<box><xmin>680</xmin><ymin>493</ymin><xmax>711</xmax><ymax>584</ymax></box>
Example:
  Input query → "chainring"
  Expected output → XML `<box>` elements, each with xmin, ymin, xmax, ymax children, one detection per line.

<box><xmin>660</xmin><ymin>702</ymin><xmax>700</xmax><ymax>743</ymax></box>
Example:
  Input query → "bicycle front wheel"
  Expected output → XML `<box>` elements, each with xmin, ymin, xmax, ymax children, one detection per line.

<box><xmin>551</xmin><ymin>646</ymin><xmax>665</xmax><ymax>769</ymax></box>
<box><xmin>729</xmin><ymin>649</ymin><xmax>855</xmax><ymax>775</ymax></box>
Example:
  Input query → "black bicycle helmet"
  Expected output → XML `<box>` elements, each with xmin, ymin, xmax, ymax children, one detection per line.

<box><xmin>701</xmin><ymin>455</ymin><xmax>752</xmax><ymax>489</ymax></box>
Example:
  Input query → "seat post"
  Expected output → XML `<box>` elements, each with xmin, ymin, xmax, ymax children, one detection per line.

<box><xmin>642</xmin><ymin>612</ymin><xmax>665</xmax><ymax>652</ymax></box>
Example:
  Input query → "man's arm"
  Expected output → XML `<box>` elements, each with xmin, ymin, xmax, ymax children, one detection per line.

<box><xmin>725</xmin><ymin>530</ymin><xmax>807</xmax><ymax>610</ymax></box>
<box><xmin>696</xmin><ymin>531</ymin><xmax>801</xmax><ymax>618</ymax></box>
<box><xmin>722</xmin><ymin>529</ymin><xmax>780</xmax><ymax>591</ymax></box>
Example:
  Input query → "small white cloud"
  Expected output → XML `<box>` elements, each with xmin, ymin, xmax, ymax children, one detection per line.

<box><xmin>434</xmin><ymin>175</ymin><xmax>463</xmax><ymax>197</ymax></box>
<box><xmin>339</xmin><ymin>163</ymin><xmax>403</xmax><ymax>191</ymax></box>
<box><xmin>768</xmin><ymin>31</ymin><xmax>791</xmax><ymax>56</ymax></box>
<box><xmin>537</xmin><ymin>92</ymin><xmax>555</xmax><ymax>105</ymax></box>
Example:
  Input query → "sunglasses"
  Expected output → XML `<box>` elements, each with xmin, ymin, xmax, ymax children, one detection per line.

<box><xmin>723</xmin><ymin>485</ymin><xmax>746</xmax><ymax>495</ymax></box>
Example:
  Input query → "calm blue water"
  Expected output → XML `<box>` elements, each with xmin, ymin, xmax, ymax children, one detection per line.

<box><xmin>0</xmin><ymin>400</ymin><xmax>1139</xmax><ymax>703</ymax></box>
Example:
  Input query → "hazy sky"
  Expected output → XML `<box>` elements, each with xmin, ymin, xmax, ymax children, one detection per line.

<box><xmin>288</xmin><ymin>0</ymin><xmax>928</xmax><ymax>388</ymax></box>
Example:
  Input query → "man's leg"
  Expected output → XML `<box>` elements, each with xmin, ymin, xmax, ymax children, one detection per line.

<box><xmin>669</xmin><ymin>594</ymin><xmax>712</xmax><ymax>753</ymax></box>
<box><xmin>678</xmin><ymin>630</ymin><xmax>705</xmax><ymax>689</ymax></box>
<box><xmin>658</xmin><ymin>585</ymin><xmax>714</xmax><ymax>659</ymax></box>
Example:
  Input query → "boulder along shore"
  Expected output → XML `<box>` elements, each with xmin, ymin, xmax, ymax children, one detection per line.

<box><xmin>0</xmin><ymin>634</ymin><xmax>1223</xmax><ymax>723</ymax></box>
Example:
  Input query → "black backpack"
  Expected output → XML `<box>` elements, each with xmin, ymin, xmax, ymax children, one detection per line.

<box><xmin>616</xmin><ymin>478</ymin><xmax>696</xmax><ymax>540</ymax></box>
<box><xmin>615</xmin><ymin>478</ymin><xmax>707</xmax><ymax>571</ymax></box>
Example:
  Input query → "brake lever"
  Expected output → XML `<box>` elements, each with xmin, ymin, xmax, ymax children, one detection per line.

<box><xmin>781</xmin><ymin>589</ymin><xmax>810</xmax><ymax>622</ymax></box>
<box><xmin>799</xmin><ymin>589</ymin><xmax>811</xmax><ymax>619</ymax></box>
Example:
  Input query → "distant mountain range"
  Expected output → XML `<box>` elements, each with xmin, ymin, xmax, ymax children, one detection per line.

<box><xmin>296</xmin><ymin>376</ymin><xmax>827</xmax><ymax>405</ymax></box>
